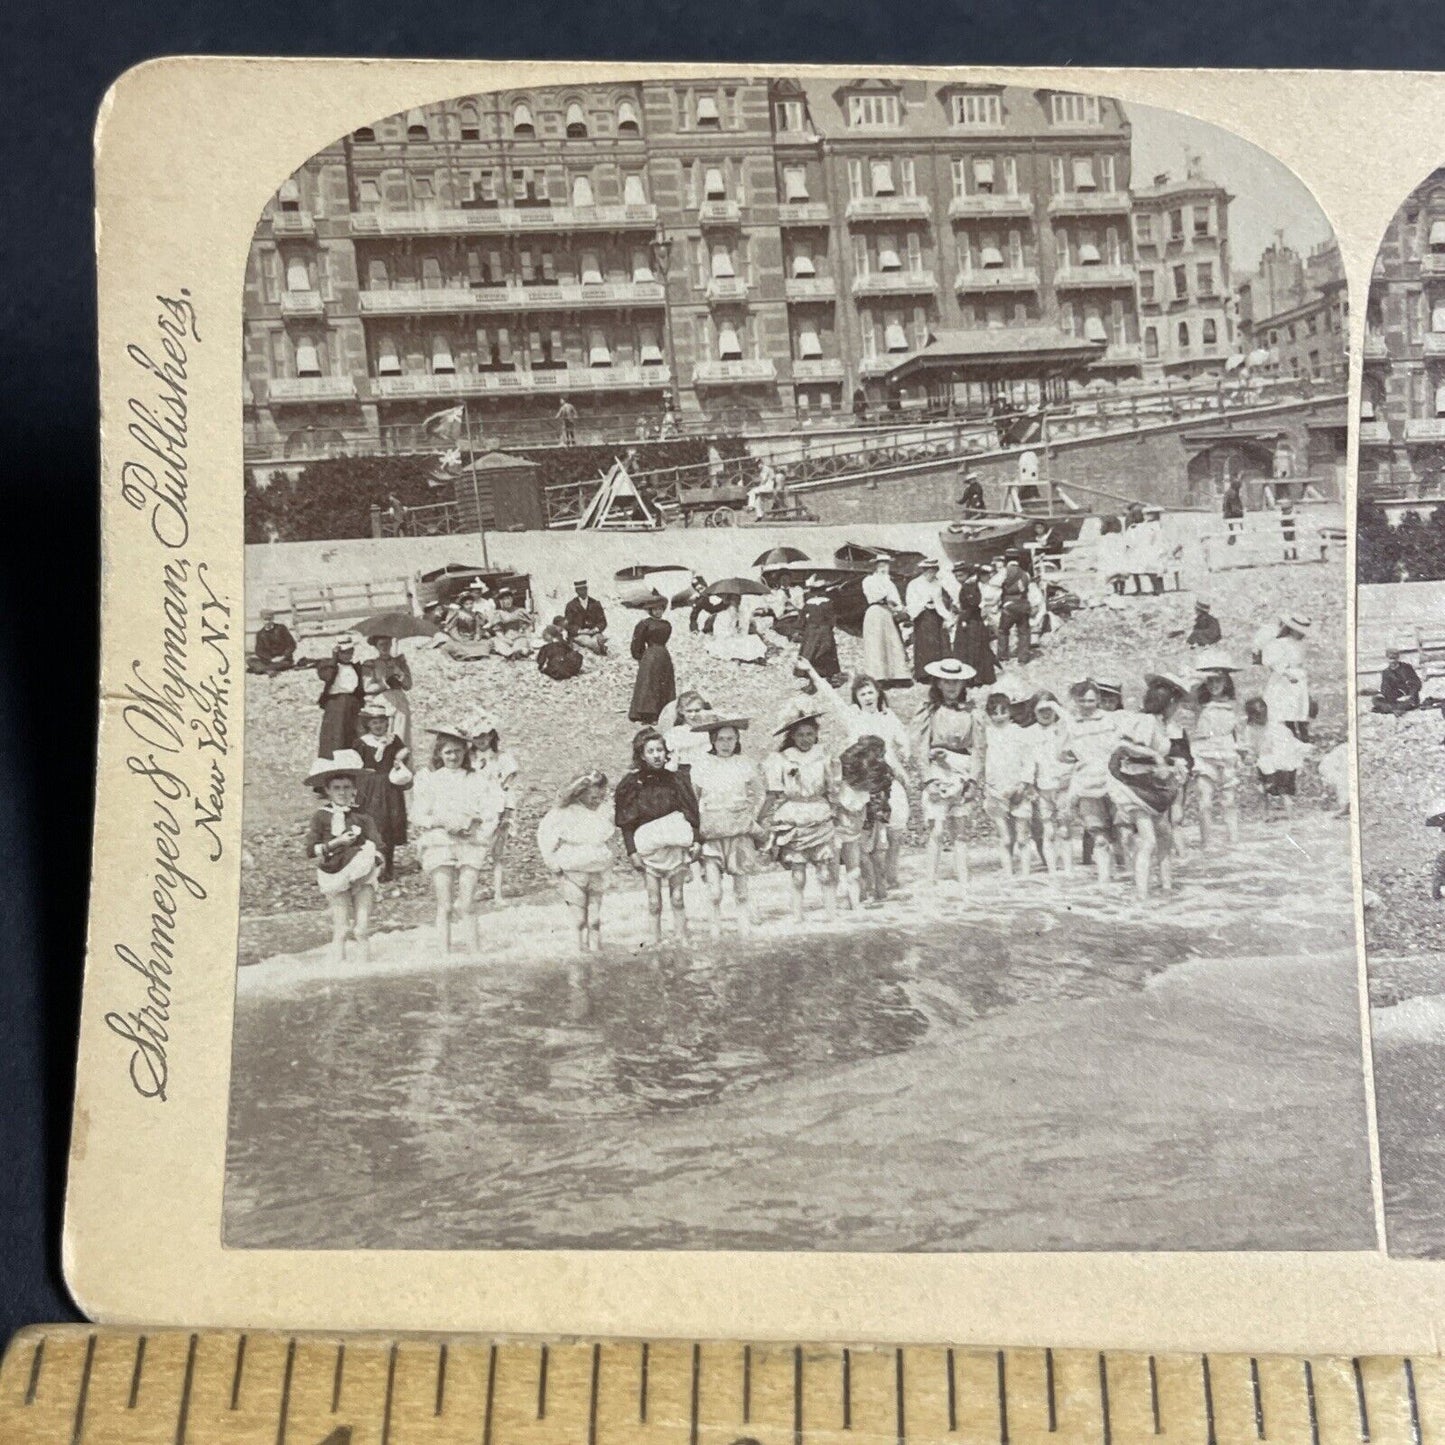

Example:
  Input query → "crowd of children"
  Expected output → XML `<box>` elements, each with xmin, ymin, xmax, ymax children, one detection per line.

<box><xmin>300</xmin><ymin>605</ymin><xmax>1346</xmax><ymax>959</ymax></box>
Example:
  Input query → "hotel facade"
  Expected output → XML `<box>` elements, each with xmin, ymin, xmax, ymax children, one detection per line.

<box><xmin>244</xmin><ymin>78</ymin><xmax>1176</xmax><ymax>463</ymax></box>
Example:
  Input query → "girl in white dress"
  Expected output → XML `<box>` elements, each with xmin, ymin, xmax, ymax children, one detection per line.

<box><xmin>662</xmin><ymin>690</ymin><xmax>716</xmax><ymax>770</ymax></box>
<box><xmin>910</xmin><ymin>658</ymin><xmax>979</xmax><ymax>888</ymax></box>
<box><xmin>536</xmin><ymin>770</ymin><xmax>614</xmax><ymax>951</ymax></box>
<box><xmin>1189</xmin><ymin>655</ymin><xmax>1245</xmax><ymax>848</ymax></box>
<box><xmin>467</xmin><ymin>714</ymin><xmax>520</xmax><ymax>906</ymax></box>
<box><xmin>689</xmin><ymin>714</ymin><xmax>767</xmax><ymax>936</ymax></box>
<box><xmin>861</xmin><ymin>559</ymin><xmax>909</xmax><ymax>686</ymax></box>
<box><xmin>759</xmin><ymin>699</ymin><xmax>839</xmax><ymax>924</ymax></box>
<box><xmin>1261</xmin><ymin>614</ymin><xmax>1313</xmax><ymax>741</ymax></box>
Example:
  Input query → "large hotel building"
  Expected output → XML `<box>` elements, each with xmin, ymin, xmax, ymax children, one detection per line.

<box><xmin>1359</xmin><ymin>167</ymin><xmax>1445</xmax><ymax>506</ymax></box>
<box><xmin>244</xmin><ymin>78</ymin><xmax>1176</xmax><ymax>462</ymax></box>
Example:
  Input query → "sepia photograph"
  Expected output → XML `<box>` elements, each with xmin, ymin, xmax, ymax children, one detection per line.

<box><xmin>222</xmin><ymin>73</ymin><xmax>1369</xmax><ymax>1254</ymax></box>
<box><xmin>1355</xmin><ymin>166</ymin><xmax>1445</xmax><ymax>1259</ymax></box>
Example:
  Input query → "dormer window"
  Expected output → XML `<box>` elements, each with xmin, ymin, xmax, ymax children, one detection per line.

<box><xmin>512</xmin><ymin>101</ymin><xmax>535</xmax><ymax>136</ymax></box>
<box><xmin>952</xmin><ymin>93</ymin><xmax>1001</xmax><ymax>128</ymax></box>
<box><xmin>696</xmin><ymin>94</ymin><xmax>721</xmax><ymax>127</ymax></box>
<box><xmin>1050</xmin><ymin>92</ymin><xmax>1102</xmax><ymax>126</ymax></box>
<box><xmin>278</xmin><ymin>178</ymin><xmax>302</xmax><ymax>213</ymax></box>
<box><xmin>617</xmin><ymin>99</ymin><xmax>640</xmax><ymax>135</ymax></box>
<box><xmin>405</xmin><ymin>109</ymin><xmax>430</xmax><ymax>140</ymax></box>
<box><xmin>458</xmin><ymin>103</ymin><xmax>480</xmax><ymax>140</ymax></box>
<box><xmin>353</xmin><ymin>126</ymin><xmax>376</xmax><ymax>143</ymax></box>
<box><xmin>848</xmin><ymin>92</ymin><xmax>900</xmax><ymax>127</ymax></box>
<box><xmin>775</xmin><ymin>98</ymin><xmax>806</xmax><ymax>132</ymax></box>
<box><xmin>565</xmin><ymin>102</ymin><xmax>588</xmax><ymax>138</ymax></box>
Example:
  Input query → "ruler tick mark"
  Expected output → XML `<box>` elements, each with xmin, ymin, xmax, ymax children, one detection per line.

<box><xmin>588</xmin><ymin>1343</ymin><xmax>600</xmax><ymax>1445</ymax></box>
<box><xmin>25</xmin><ymin>1338</ymin><xmax>44</xmax><ymax>1406</ymax></box>
<box><xmin>538</xmin><ymin>1344</ymin><xmax>549</xmax><ymax>1420</ymax></box>
<box><xmin>483</xmin><ymin>1343</ymin><xmax>497</xmax><ymax>1445</ymax></box>
<box><xmin>1305</xmin><ymin>1361</ymin><xmax>1321</xmax><ymax>1445</ymax></box>
<box><xmin>1405</xmin><ymin>1359</ymin><xmax>1422</xmax><ymax>1445</ymax></box>
<box><xmin>843</xmin><ymin>1348</ymin><xmax>852</xmax><ymax>1430</ymax></box>
<box><xmin>1148</xmin><ymin>1356</ymin><xmax>1161</xmax><ymax>1435</ymax></box>
<box><xmin>381</xmin><ymin>1343</ymin><xmax>398</xmax><ymax>1445</ymax></box>
<box><xmin>331</xmin><ymin>1343</ymin><xmax>345</xmax><ymax>1414</ymax></box>
<box><xmin>1098</xmin><ymin>1353</ymin><xmax>1112</xmax><ymax>1445</ymax></box>
<box><xmin>435</xmin><ymin>1343</ymin><xmax>447</xmax><ymax>1416</ymax></box>
<box><xmin>794</xmin><ymin>1345</ymin><xmax>804</xmax><ymax>1445</ymax></box>
<box><xmin>1251</xmin><ymin>1358</ymin><xmax>1265</xmax><ymax>1440</ymax></box>
<box><xmin>231</xmin><ymin>1335</ymin><xmax>248</xmax><ymax>1411</ymax></box>
<box><xmin>174</xmin><ymin>1334</ymin><xmax>198</xmax><ymax>1445</ymax></box>
<box><xmin>895</xmin><ymin>1348</ymin><xmax>906</xmax><ymax>1445</ymax></box>
<box><xmin>997</xmin><ymin>1349</ymin><xmax>1009</xmax><ymax>1445</ymax></box>
<box><xmin>640</xmin><ymin>1341</ymin><xmax>649</xmax><ymax>1423</ymax></box>
<box><xmin>1202</xmin><ymin>1355</ymin><xmax>1218</xmax><ymax>1445</ymax></box>
<box><xmin>743</xmin><ymin>1344</ymin><xmax>751</xmax><ymax>1424</ymax></box>
<box><xmin>1352</xmin><ymin>1357</ymin><xmax>1371</xmax><ymax>1441</ymax></box>
<box><xmin>69</xmin><ymin>1333</ymin><xmax>96</xmax><ymax>1445</ymax></box>
<box><xmin>128</xmin><ymin>1336</ymin><xmax>147</xmax><ymax>1409</ymax></box>
<box><xmin>275</xmin><ymin>1339</ymin><xmax>296</xmax><ymax>1445</ymax></box>
<box><xmin>946</xmin><ymin>1349</ymin><xmax>957</xmax><ymax>1433</ymax></box>
<box><xmin>690</xmin><ymin>1342</ymin><xmax>701</xmax><ymax>1445</ymax></box>
<box><xmin>1045</xmin><ymin>1347</ymin><xmax>1057</xmax><ymax>1432</ymax></box>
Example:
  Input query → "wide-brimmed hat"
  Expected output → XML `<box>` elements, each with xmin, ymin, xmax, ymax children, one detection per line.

<box><xmin>359</xmin><ymin>697</ymin><xmax>396</xmax><ymax>719</ymax></box>
<box><xmin>957</xmin><ymin>467</ymin><xmax>983</xmax><ymax>480</ymax></box>
<box><xmin>1093</xmin><ymin>678</ymin><xmax>1124</xmax><ymax>698</ymax></box>
<box><xmin>558</xmin><ymin>768</ymin><xmax>608</xmax><ymax>807</ymax></box>
<box><xmin>1145</xmin><ymin>671</ymin><xmax>1191</xmax><ymax>696</ymax></box>
<box><xmin>573</xmin><ymin>579</ymin><xmax>589</xmax><ymax>588</ymax></box>
<box><xmin>426</xmin><ymin>723</ymin><xmax>473</xmax><ymax>743</ymax></box>
<box><xmin>1280</xmin><ymin>612</ymin><xmax>1312</xmax><ymax>634</ymax></box>
<box><xmin>690</xmin><ymin>711</ymin><xmax>751</xmax><ymax>734</ymax></box>
<box><xmin>1194</xmin><ymin>598</ymin><xmax>1212</xmax><ymax>612</ymax></box>
<box><xmin>924</xmin><ymin>658</ymin><xmax>976</xmax><ymax>683</ymax></box>
<box><xmin>463</xmin><ymin>579</ymin><xmax>491</xmax><ymax>594</ymax></box>
<box><xmin>305</xmin><ymin>750</ymin><xmax>364</xmax><ymax>788</ymax></box>
<box><xmin>773</xmin><ymin>698</ymin><xmax>826</xmax><ymax>738</ymax></box>
<box><xmin>1033</xmin><ymin>693</ymin><xmax>1064</xmax><ymax>720</ymax></box>
<box><xmin>332</xmin><ymin>632</ymin><xmax>359</xmax><ymax>652</ymax></box>
<box><xmin>916</xmin><ymin>556</ymin><xmax>942</xmax><ymax>571</ymax></box>
<box><xmin>1194</xmin><ymin>648</ymin><xmax>1242</xmax><ymax>673</ymax></box>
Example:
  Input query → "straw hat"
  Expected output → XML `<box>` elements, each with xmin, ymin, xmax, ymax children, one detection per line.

<box><xmin>426</xmin><ymin>723</ymin><xmax>473</xmax><ymax>743</ymax></box>
<box><xmin>1194</xmin><ymin>648</ymin><xmax>1241</xmax><ymax>673</ymax></box>
<box><xmin>690</xmin><ymin>711</ymin><xmax>751</xmax><ymax>734</ymax></box>
<box><xmin>773</xmin><ymin>697</ymin><xmax>826</xmax><ymax>738</ymax></box>
<box><xmin>1282</xmin><ymin>612</ymin><xmax>1312</xmax><ymax>634</ymax></box>
<box><xmin>1194</xmin><ymin>598</ymin><xmax>1212</xmax><ymax>612</ymax></box>
<box><xmin>1145</xmin><ymin>671</ymin><xmax>1191</xmax><ymax>696</ymax></box>
<box><xmin>359</xmin><ymin>697</ymin><xmax>396</xmax><ymax>719</ymax></box>
<box><xmin>332</xmin><ymin>632</ymin><xmax>359</xmax><ymax>652</ymax></box>
<box><xmin>305</xmin><ymin>750</ymin><xmax>364</xmax><ymax>788</ymax></box>
<box><xmin>924</xmin><ymin>658</ymin><xmax>976</xmax><ymax>683</ymax></box>
<box><xmin>916</xmin><ymin>556</ymin><xmax>942</xmax><ymax>571</ymax></box>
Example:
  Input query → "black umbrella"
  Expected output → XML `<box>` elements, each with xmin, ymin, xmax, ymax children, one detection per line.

<box><xmin>701</xmin><ymin>577</ymin><xmax>772</xmax><ymax>597</ymax></box>
<box><xmin>752</xmin><ymin>546</ymin><xmax>810</xmax><ymax>568</ymax></box>
<box><xmin>356</xmin><ymin>609</ymin><xmax>439</xmax><ymax>640</ymax></box>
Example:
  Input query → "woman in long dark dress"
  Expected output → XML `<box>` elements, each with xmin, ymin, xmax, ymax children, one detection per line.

<box><xmin>629</xmin><ymin>596</ymin><xmax>677</xmax><ymax>724</ymax></box>
<box><xmin>316</xmin><ymin>633</ymin><xmax>366</xmax><ymax>758</ymax></box>
<box><xmin>950</xmin><ymin>561</ymin><xmax>997</xmax><ymax>686</ymax></box>
<box><xmin>797</xmin><ymin>581</ymin><xmax>842</xmax><ymax>684</ymax></box>
<box><xmin>353</xmin><ymin>699</ymin><xmax>412</xmax><ymax>881</ymax></box>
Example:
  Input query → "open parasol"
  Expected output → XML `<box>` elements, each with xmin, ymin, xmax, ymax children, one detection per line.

<box><xmin>355</xmin><ymin>609</ymin><xmax>439</xmax><ymax>640</ymax></box>
<box><xmin>699</xmin><ymin>577</ymin><xmax>772</xmax><ymax>597</ymax></box>
<box><xmin>752</xmin><ymin>546</ymin><xmax>809</xmax><ymax>568</ymax></box>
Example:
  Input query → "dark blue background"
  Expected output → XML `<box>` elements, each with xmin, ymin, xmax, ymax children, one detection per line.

<box><xmin>0</xmin><ymin>0</ymin><xmax>1431</xmax><ymax>1347</ymax></box>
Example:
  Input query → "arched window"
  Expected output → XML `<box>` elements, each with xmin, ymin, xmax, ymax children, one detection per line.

<box><xmin>406</xmin><ymin>109</ymin><xmax>430</xmax><ymax>141</ymax></box>
<box><xmin>565</xmin><ymin>101</ymin><xmax>588</xmax><ymax>137</ymax></box>
<box><xmin>353</xmin><ymin>126</ymin><xmax>376</xmax><ymax>142</ymax></box>
<box><xmin>571</xmin><ymin>174</ymin><xmax>595</xmax><ymax>208</ymax></box>
<box><xmin>458</xmin><ymin>103</ymin><xmax>481</xmax><ymax>140</ymax></box>
<box><xmin>431</xmin><ymin>335</ymin><xmax>455</xmax><ymax>374</ymax></box>
<box><xmin>512</xmin><ymin>100</ymin><xmax>535</xmax><ymax>136</ymax></box>
<box><xmin>617</xmin><ymin>98</ymin><xmax>640</xmax><ymax>134</ymax></box>
<box><xmin>277</xmin><ymin>177</ymin><xmax>302</xmax><ymax>212</ymax></box>
<box><xmin>294</xmin><ymin>337</ymin><xmax>322</xmax><ymax>376</ymax></box>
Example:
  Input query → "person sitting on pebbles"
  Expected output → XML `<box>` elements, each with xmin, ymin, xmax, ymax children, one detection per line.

<box><xmin>304</xmin><ymin>750</ymin><xmax>384</xmax><ymax>967</ymax></box>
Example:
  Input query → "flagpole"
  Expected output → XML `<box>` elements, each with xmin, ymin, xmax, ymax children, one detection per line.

<box><xmin>462</xmin><ymin>400</ymin><xmax>490</xmax><ymax>569</ymax></box>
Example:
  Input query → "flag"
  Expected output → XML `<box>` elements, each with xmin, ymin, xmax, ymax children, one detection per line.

<box><xmin>422</xmin><ymin>404</ymin><xmax>467</xmax><ymax>442</ymax></box>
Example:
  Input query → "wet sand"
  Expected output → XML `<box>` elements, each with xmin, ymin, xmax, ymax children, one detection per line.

<box><xmin>224</xmin><ymin>814</ymin><xmax>1375</xmax><ymax>1253</ymax></box>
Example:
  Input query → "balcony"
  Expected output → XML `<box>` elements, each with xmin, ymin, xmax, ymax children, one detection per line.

<box><xmin>1358</xmin><ymin>418</ymin><xmax>1392</xmax><ymax>445</ymax></box>
<box><xmin>1046</xmin><ymin>190</ymin><xmax>1132</xmax><ymax>217</ymax></box>
<box><xmin>1364</xmin><ymin>332</ymin><xmax>1389</xmax><ymax>362</ymax></box>
<box><xmin>858</xmin><ymin>354</ymin><xmax>909</xmax><ymax>377</ymax></box>
<box><xmin>777</xmin><ymin>201</ymin><xmax>832</xmax><ymax>226</ymax></box>
<box><xmin>1421</xmin><ymin>253</ymin><xmax>1445</xmax><ymax>277</ymax></box>
<box><xmin>948</xmin><ymin>192</ymin><xmax>1033</xmax><ymax>219</ymax></box>
<box><xmin>698</xmin><ymin>199</ymin><xmax>741</xmax><ymax>226</ymax></box>
<box><xmin>845</xmin><ymin>195</ymin><xmax>932</xmax><ymax>223</ymax></box>
<box><xmin>1096</xmin><ymin>342</ymin><xmax>1144</xmax><ymax>365</ymax></box>
<box><xmin>705</xmin><ymin>276</ymin><xmax>749</xmax><ymax>304</ymax></box>
<box><xmin>358</xmin><ymin>281</ymin><xmax>666</xmax><ymax>315</ymax></box>
<box><xmin>278</xmin><ymin>289</ymin><xmax>325</xmax><ymax>317</ymax></box>
<box><xmin>1423</xmin><ymin>332</ymin><xmax>1445</xmax><ymax>359</ymax></box>
<box><xmin>266</xmin><ymin>376</ymin><xmax>357</xmax><ymax>403</ymax></box>
<box><xmin>791</xmin><ymin>359</ymin><xmax>845</xmax><ymax>383</ymax></box>
<box><xmin>271</xmin><ymin>210</ymin><xmax>315</xmax><ymax>236</ymax></box>
<box><xmin>851</xmin><ymin>269</ymin><xmax>937</xmax><ymax>298</ymax></box>
<box><xmin>1406</xmin><ymin>417</ymin><xmax>1445</xmax><ymax>442</ymax></box>
<box><xmin>348</xmin><ymin>203</ymin><xmax>660</xmax><ymax>237</ymax></box>
<box><xmin>372</xmin><ymin>365</ymin><xmax>671</xmax><ymax>399</ymax></box>
<box><xmin>784</xmin><ymin>276</ymin><xmax>837</xmax><ymax>302</ymax></box>
<box><xmin>954</xmin><ymin>266</ymin><xmax>1040</xmax><ymax>294</ymax></box>
<box><xmin>691</xmin><ymin>358</ymin><xmax>778</xmax><ymax>386</ymax></box>
<box><xmin>1053</xmin><ymin>262</ymin><xmax>1136</xmax><ymax>289</ymax></box>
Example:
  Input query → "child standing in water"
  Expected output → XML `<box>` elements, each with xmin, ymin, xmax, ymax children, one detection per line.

<box><xmin>536</xmin><ymin>770</ymin><xmax>614</xmax><ymax>951</ymax></box>
<box><xmin>1189</xmin><ymin>654</ymin><xmax>1244</xmax><ymax>848</ymax></box>
<box><xmin>911</xmin><ymin>658</ymin><xmax>978</xmax><ymax>889</ymax></box>
<box><xmin>614</xmin><ymin>728</ymin><xmax>701</xmax><ymax>944</ymax></box>
<box><xmin>1063</xmin><ymin>681</ymin><xmax>1122</xmax><ymax>886</ymax></box>
<box><xmin>759</xmin><ymin>699</ymin><xmax>839</xmax><ymax>925</ymax></box>
<box><xmin>1243</xmin><ymin>695</ymin><xmax>1311</xmax><ymax>812</ymax></box>
<box><xmin>304</xmin><ymin>750</ymin><xmax>384</xmax><ymax>966</ymax></box>
<box><xmin>688</xmin><ymin>714</ymin><xmax>766</xmax><ymax>937</ymax></box>
<box><xmin>467</xmin><ymin>715</ymin><xmax>520</xmax><ymax>906</ymax></box>
<box><xmin>979</xmin><ymin>691</ymin><xmax>1036</xmax><ymax>878</ymax></box>
<box><xmin>1029</xmin><ymin>692</ymin><xmax>1074</xmax><ymax>877</ymax></box>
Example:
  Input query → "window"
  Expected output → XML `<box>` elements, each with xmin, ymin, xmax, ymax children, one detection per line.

<box><xmin>979</xmin><ymin>242</ymin><xmax>1004</xmax><ymax>269</ymax></box>
<box><xmin>1083</xmin><ymin>312</ymin><xmax>1108</xmax><ymax>343</ymax></box>
<box><xmin>853</xmin><ymin>235</ymin><xmax>869</xmax><ymax>277</ymax></box>
<box><xmin>985</xmin><ymin>305</ymin><xmax>1006</xmax><ymax>330</ymax></box>
<box><xmin>1110</xmin><ymin>300</ymin><xmax>1125</xmax><ymax>344</ymax></box>
<box><xmin>870</xmin><ymin>160</ymin><xmax>895</xmax><ymax>196</ymax></box>
<box><xmin>1144</xmin><ymin>326</ymin><xmax>1159</xmax><ymax>359</ymax></box>
<box><xmin>1431</xmin><ymin>219</ymin><xmax>1445</xmax><ymax>250</ymax></box>
<box><xmin>1099</xmin><ymin>155</ymin><xmax>1116</xmax><ymax>191</ymax></box>
<box><xmin>617</xmin><ymin>98</ymin><xmax>640</xmax><ymax>134</ymax></box>
<box><xmin>540</xmin><ymin>251</ymin><xmax>556</xmax><ymax>283</ymax></box>
<box><xmin>1008</xmin><ymin>229</ymin><xmax>1023</xmax><ymax>268</ymax></box>
<box><xmin>1059</xmin><ymin>302</ymin><xmax>1076</xmax><ymax>336</ymax></box>
<box><xmin>588</xmin><ymin>329</ymin><xmax>611</xmax><ymax>366</ymax></box>
<box><xmin>695</xmin><ymin>93</ymin><xmax>721</xmax><ymax>127</ymax></box>
<box><xmin>1002</xmin><ymin>156</ymin><xmax>1018</xmax><ymax>195</ymax></box>
<box><xmin>718</xmin><ymin>323</ymin><xmax>743</xmax><ymax>358</ymax></box>
<box><xmin>413</xmin><ymin>177</ymin><xmax>435</xmax><ymax>208</ymax></box>
<box><xmin>639</xmin><ymin>326</ymin><xmax>663</xmax><ymax>365</ymax></box>
<box><xmin>847</xmin><ymin>160</ymin><xmax>865</xmax><ymax>202</ymax></box>
<box><xmin>791</xmin><ymin>243</ymin><xmax>816</xmax><ymax>278</ymax></box>
<box><xmin>285</xmin><ymin>255</ymin><xmax>311</xmax><ymax>292</ymax></box>
<box><xmin>1172</xmin><ymin>264</ymin><xmax>1188</xmax><ymax>297</ymax></box>
<box><xmin>950</xmin><ymin>159</ymin><xmax>967</xmax><ymax>199</ymax></box>
<box><xmin>1139</xmin><ymin>269</ymin><xmax>1155</xmax><ymax>304</ymax></box>
<box><xmin>1435</xmin><ymin>380</ymin><xmax>1445</xmax><ymax>418</ymax></box>
<box><xmin>907</xmin><ymin>232</ymin><xmax>924</xmax><ymax>272</ymax></box>
<box><xmin>631</xmin><ymin>249</ymin><xmax>654</xmax><ymax>283</ymax></box>
<box><xmin>1072</xmin><ymin>157</ymin><xmax>1096</xmax><ymax>190</ymax></box>
<box><xmin>952</xmin><ymin>92</ymin><xmax>1001</xmax><ymax>127</ymax></box>
<box><xmin>406</xmin><ymin>109</ymin><xmax>430</xmax><ymax>140</ymax></box>
<box><xmin>357</xmin><ymin>179</ymin><xmax>381</xmax><ymax>213</ymax></box>
<box><xmin>367</xmin><ymin>258</ymin><xmax>389</xmax><ymax>291</ymax></box>
<box><xmin>511</xmin><ymin>101</ymin><xmax>535</xmax><ymax>136</ymax></box>
<box><xmin>775</xmin><ymin>98</ymin><xmax>805</xmax><ymax>132</ymax></box>
<box><xmin>973</xmin><ymin>157</ymin><xmax>995</xmax><ymax>192</ymax></box>
<box><xmin>900</xmin><ymin>159</ymin><xmax>917</xmax><ymax>197</ymax></box>
<box><xmin>376</xmin><ymin>336</ymin><xmax>401</xmax><ymax>375</ymax></box>
<box><xmin>704</xmin><ymin>167</ymin><xmax>727</xmax><ymax>201</ymax></box>
<box><xmin>1196</xmin><ymin>262</ymin><xmax>1215</xmax><ymax>296</ymax></box>
<box><xmin>623</xmin><ymin>172</ymin><xmax>647</xmax><ymax>205</ymax></box>
<box><xmin>295</xmin><ymin>337</ymin><xmax>322</xmax><ymax>375</ymax></box>
<box><xmin>1169</xmin><ymin>208</ymin><xmax>1184</xmax><ymax>241</ymax></box>
<box><xmin>353</xmin><ymin>126</ymin><xmax>375</xmax><ymax>142</ymax></box>
<box><xmin>1135</xmin><ymin>212</ymin><xmax>1154</xmax><ymax>246</ymax></box>
<box><xmin>565</xmin><ymin>101</ymin><xmax>588</xmax><ymax>138</ymax></box>
<box><xmin>913</xmin><ymin>307</ymin><xmax>929</xmax><ymax>350</ymax></box>
<box><xmin>798</xmin><ymin>323</ymin><xmax>823</xmax><ymax>359</ymax></box>
<box><xmin>571</xmin><ymin>174</ymin><xmax>595</xmax><ymax>208</ymax></box>
<box><xmin>1194</xmin><ymin>204</ymin><xmax>1211</xmax><ymax>238</ymax></box>
<box><xmin>1077</xmin><ymin>240</ymin><xmax>1102</xmax><ymax>265</ymax></box>
<box><xmin>1050</xmin><ymin>92</ymin><xmax>1101</xmax><ymax>125</ymax></box>
<box><xmin>431</xmin><ymin>335</ymin><xmax>455</xmax><ymax>374</ymax></box>
<box><xmin>1432</xmin><ymin>302</ymin><xmax>1445</xmax><ymax>333</ymax></box>
<box><xmin>1049</xmin><ymin>157</ymin><xmax>1066</xmax><ymax>195</ymax></box>
<box><xmin>860</xmin><ymin>312</ymin><xmax>877</xmax><ymax>358</ymax></box>
<box><xmin>580</xmin><ymin>251</ymin><xmax>603</xmax><ymax>285</ymax></box>
<box><xmin>710</xmin><ymin>245</ymin><xmax>735</xmax><ymax>279</ymax></box>
<box><xmin>1176</xmin><ymin>321</ymin><xmax>1190</xmax><ymax>350</ymax></box>
<box><xmin>877</xmin><ymin>238</ymin><xmax>902</xmax><ymax>272</ymax></box>
<box><xmin>884</xmin><ymin>316</ymin><xmax>909</xmax><ymax>351</ymax></box>
<box><xmin>783</xmin><ymin>165</ymin><xmax>809</xmax><ymax>202</ymax></box>
<box><xmin>459</xmin><ymin>103</ymin><xmax>480</xmax><ymax>140</ymax></box>
<box><xmin>1054</xmin><ymin>229</ymin><xmax>1070</xmax><ymax>267</ymax></box>
<box><xmin>1203</xmin><ymin>317</ymin><xmax>1218</xmax><ymax>346</ymax></box>
<box><xmin>421</xmin><ymin>256</ymin><xmax>443</xmax><ymax>290</ymax></box>
<box><xmin>1105</xmin><ymin>226</ymin><xmax>1121</xmax><ymax>265</ymax></box>
<box><xmin>848</xmin><ymin>92</ymin><xmax>900</xmax><ymax>127</ymax></box>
